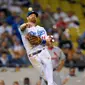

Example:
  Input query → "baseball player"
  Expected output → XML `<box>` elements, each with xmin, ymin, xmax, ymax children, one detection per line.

<box><xmin>18</xmin><ymin>11</ymin><xmax>55</xmax><ymax>85</ymax></box>
<box><xmin>39</xmin><ymin>37</ymin><xmax>67</xmax><ymax>85</ymax></box>
<box><xmin>48</xmin><ymin>46</ymin><xmax>66</xmax><ymax>85</ymax></box>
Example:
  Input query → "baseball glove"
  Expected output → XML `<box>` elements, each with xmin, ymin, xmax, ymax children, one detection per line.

<box><xmin>25</xmin><ymin>33</ymin><xmax>42</xmax><ymax>45</ymax></box>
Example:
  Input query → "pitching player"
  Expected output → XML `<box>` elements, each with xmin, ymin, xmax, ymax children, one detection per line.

<box><xmin>18</xmin><ymin>11</ymin><xmax>55</xmax><ymax>85</ymax></box>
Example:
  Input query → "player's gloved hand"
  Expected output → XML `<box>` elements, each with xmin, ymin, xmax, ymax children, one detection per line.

<box><xmin>25</xmin><ymin>33</ymin><xmax>42</xmax><ymax>45</ymax></box>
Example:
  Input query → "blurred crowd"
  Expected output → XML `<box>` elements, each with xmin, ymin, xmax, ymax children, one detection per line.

<box><xmin>0</xmin><ymin>77</ymin><xmax>30</xmax><ymax>85</ymax></box>
<box><xmin>0</xmin><ymin>0</ymin><xmax>85</xmax><ymax>74</ymax></box>
<box><xmin>0</xmin><ymin>0</ymin><xmax>32</xmax><ymax>67</ymax></box>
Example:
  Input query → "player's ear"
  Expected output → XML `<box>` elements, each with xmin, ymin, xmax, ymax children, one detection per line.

<box><xmin>27</xmin><ymin>17</ymin><xmax>28</xmax><ymax>20</ymax></box>
<box><xmin>27</xmin><ymin>16</ymin><xmax>29</xmax><ymax>20</ymax></box>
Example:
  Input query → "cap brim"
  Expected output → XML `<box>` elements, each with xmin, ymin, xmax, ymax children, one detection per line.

<box><xmin>27</xmin><ymin>11</ymin><xmax>38</xmax><ymax>17</ymax></box>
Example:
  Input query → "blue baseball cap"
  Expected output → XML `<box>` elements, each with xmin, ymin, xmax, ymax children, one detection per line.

<box><xmin>27</xmin><ymin>11</ymin><xmax>38</xmax><ymax>17</ymax></box>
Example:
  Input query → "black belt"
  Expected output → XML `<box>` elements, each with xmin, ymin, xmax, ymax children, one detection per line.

<box><xmin>29</xmin><ymin>50</ymin><xmax>42</xmax><ymax>57</ymax></box>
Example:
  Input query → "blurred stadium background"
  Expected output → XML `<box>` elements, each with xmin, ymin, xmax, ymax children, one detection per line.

<box><xmin>0</xmin><ymin>0</ymin><xmax>85</xmax><ymax>85</ymax></box>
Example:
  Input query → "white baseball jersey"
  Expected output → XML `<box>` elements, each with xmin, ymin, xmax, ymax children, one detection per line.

<box><xmin>19</xmin><ymin>25</ymin><xmax>47</xmax><ymax>55</ymax></box>
<box><xmin>48</xmin><ymin>46</ymin><xmax>65</xmax><ymax>69</ymax></box>
<box><xmin>19</xmin><ymin>25</ymin><xmax>55</xmax><ymax>85</ymax></box>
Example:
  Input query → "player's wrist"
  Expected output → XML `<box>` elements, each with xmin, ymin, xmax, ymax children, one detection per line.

<box><xmin>41</xmin><ymin>40</ymin><xmax>46</xmax><ymax>45</ymax></box>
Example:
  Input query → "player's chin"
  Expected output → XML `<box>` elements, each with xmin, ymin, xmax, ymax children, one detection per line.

<box><xmin>31</xmin><ymin>19</ymin><xmax>37</xmax><ymax>23</ymax></box>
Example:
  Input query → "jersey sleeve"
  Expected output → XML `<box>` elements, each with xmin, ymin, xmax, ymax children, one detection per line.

<box><xmin>56</xmin><ymin>47</ymin><xmax>66</xmax><ymax>60</ymax></box>
<box><xmin>60</xmin><ymin>49</ymin><xmax>66</xmax><ymax>60</ymax></box>
<box><xmin>18</xmin><ymin>26</ymin><xmax>27</xmax><ymax>35</ymax></box>
<box><xmin>60</xmin><ymin>51</ymin><xmax>66</xmax><ymax>60</ymax></box>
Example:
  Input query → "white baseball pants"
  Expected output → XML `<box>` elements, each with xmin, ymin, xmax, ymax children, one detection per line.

<box><xmin>29</xmin><ymin>48</ymin><xmax>55</xmax><ymax>85</ymax></box>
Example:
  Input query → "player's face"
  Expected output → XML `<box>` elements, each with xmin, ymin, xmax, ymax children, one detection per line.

<box><xmin>27</xmin><ymin>14</ymin><xmax>37</xmax><ymax>23</ymax></box>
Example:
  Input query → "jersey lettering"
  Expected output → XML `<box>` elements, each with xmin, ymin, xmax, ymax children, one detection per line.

<box><xmin>37</xmin><ymin>30</ymin><xmax>45</xmax><ymax>36</ymax></box>
<box><xmin>29</xmin><ymin>31</ymin><xmax>36</xmax><ymax>36</ymax></box>
<box><xmin>28</xmin><ymin>30</ymin><xmax>45</xmax><ymax>37</ymax></box>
